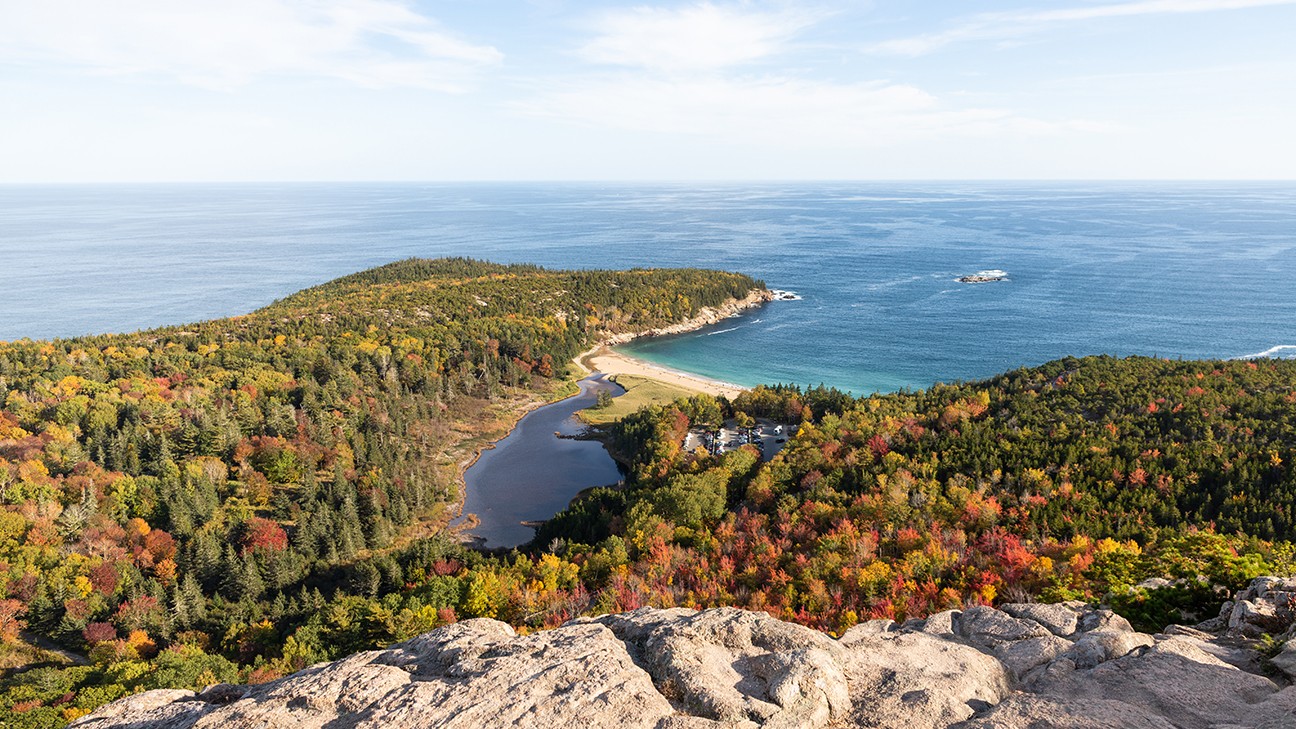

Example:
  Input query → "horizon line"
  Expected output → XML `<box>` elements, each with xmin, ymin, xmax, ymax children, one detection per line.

<box><xmin>2</xmin><ymin>178</ymin><xmax>1295</xmax><ymax>186</ymax></box>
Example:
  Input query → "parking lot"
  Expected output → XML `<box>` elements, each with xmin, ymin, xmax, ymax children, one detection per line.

<box><xmin>684</xmin><ymin>418</ymin><xmax>793</xmax><ymax>462</ymax></box>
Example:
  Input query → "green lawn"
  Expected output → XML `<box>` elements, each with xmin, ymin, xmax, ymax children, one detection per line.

<box><xmin>579</xmin><ymin>374</ymin><xmax>697</xmax><ymax>424</ymax></box>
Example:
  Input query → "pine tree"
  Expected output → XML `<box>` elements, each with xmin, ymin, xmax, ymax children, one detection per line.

<box><xmin>172</xmin><ymin>573</ymin><xmax>207</xmax><ymax>630</ymax></box>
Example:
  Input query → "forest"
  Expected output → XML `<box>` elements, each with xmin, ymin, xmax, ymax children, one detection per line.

<box><xmin>4</xmin><ymin>261</ymin><xmax>1296</xmax><ymax>727</ymax></box>
<box><xmin>0</xmin><ymin>259</ymin><xmax>760</xmax><ymax>727</ymax></box>
<box><xmin>537</xmin><ymin>357</ymin><xmax>1296</xmax><ymax>634</ymax></box>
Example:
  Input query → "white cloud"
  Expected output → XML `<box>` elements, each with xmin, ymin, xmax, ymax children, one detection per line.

<box><xmin>0</xmin><ymin>0</ymin><xmax>502</xmax><ymax>91</ymax></box>
<box><xmin>869</xmin><ymin>0</ymin><xmax>1296</xmax><ymax>56</ymax></box>
<box><xmin>578</xmin><ymin>2</ymin><xmax>820</xmax><ymax>72</ymax></box>
<box><xmin>524</xmin><ymin>3</ymin><xmax>1115</xmax><ymax>153</ymax></box>
<box><xmin>516</xmin><ymin>74</ymin><xmax>1106</xmax><ymax>148</ymax></box>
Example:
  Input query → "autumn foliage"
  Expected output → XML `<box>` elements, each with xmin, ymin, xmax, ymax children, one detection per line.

<box><xmin>0</xmin><ymin>260</ymin><xmax>763</xmax><ymax>727</ymax></box>
<box><xmin>2</xmin><ymin>265</ymin><xmax>1293</xmax><ymax>726</ymax></box>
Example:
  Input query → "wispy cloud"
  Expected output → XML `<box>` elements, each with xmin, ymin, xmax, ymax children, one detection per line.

<box><xmin>869</xmin><ymin>0</ymin><xmax>1296</xmax><ymax>56</ymax></box>
<box><xmin>578</xmin><ymin>2</ymin><xmax>822</xmax><ymax>72</ymax></box>
<box><xmin>0</xmin><ymin>0</ymin><xmax>502</xmax><ymax>91</ymax></box>
<box><xmin>517</xmin><ymin>74</ymin><xmax>1110</xmax><ymax>148</ymax></box>
<box><xmin>524</xmin><ymin>3</ymin><xmax>1109</xmax><ymax>149</ymax></box>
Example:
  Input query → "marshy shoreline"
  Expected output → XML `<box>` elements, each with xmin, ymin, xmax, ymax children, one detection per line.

<box><xmin>452</xmin><ymin>288</ymin><xmax>772</xmax><ymax>547</ymax></box>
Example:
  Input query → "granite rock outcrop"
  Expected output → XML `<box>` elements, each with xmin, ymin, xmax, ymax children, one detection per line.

<box><xmin>73</xmin><ymin>577</ymin><xmax>1296</xmax><ymax>729</ymax></box>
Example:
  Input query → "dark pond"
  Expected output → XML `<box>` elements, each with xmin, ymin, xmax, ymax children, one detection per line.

<box><xmin>459</xmin><ymin>375</ymin><xmax>625</xmax><ymax>549</ymax></box>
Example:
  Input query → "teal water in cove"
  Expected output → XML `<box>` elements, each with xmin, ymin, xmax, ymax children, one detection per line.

<box><xmin>4</xmin><ymin>182</ymin><xmax>1296</xmax><ymax>394</ymax></box>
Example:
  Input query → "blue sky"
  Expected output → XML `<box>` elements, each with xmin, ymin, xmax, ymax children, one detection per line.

<box><xmin>1</xmin><ymin>0</ymin><xmax>1293</xmax><ymax>181</ymax></box>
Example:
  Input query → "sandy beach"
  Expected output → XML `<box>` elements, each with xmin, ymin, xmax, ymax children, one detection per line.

<box><xmin>583</xmin><ymin>347</ymin><xmax>748</xmax><ymax>400</ymax></box>
<box><xmin>565</xmin><ymin>289</ymin><xmax>769</xmax><ymax>401</ymax></box>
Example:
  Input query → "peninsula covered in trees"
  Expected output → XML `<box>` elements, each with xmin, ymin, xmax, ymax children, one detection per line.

<box><xmin>0</xmin><ymin>259</ymin><xmax>760</xmax><ymax>726</ymax></box>
<box><xmin>4</xmin><ymin>261</ymin><xmax>1296</xmax><ymax>727</ymax></box>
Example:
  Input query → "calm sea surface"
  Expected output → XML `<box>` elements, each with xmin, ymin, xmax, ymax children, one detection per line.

<box><xmin>9</xmin><ymin>182</ymin><xmax>1295</xmax><ymax>547</ymax></box>
<box><xmin>4</xmin><ymin>182</ymin><xmax>1296</xmax><ymax>393</ymax></box>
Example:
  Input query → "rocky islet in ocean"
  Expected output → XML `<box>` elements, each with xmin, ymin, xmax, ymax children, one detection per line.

<box><xmin>955</xmin><ymin>270</ymin><xmax>1010</xmax><ymax>284</ymax></box>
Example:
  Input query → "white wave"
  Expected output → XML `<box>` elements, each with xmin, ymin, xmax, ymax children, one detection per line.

<box><xmin>954</xmin><ymin>269</ymin><xmax>1010</xmax><ymax>283</ymax></box>
<box><xmin>707</xmin><ymin>327</ymin><xmax>740</xmax><ymax>336</ymax></box>
<box><xmin>1234</xmin><ymin>345</ymin><xmax>1296</xmax><ymax>359</ymax></box>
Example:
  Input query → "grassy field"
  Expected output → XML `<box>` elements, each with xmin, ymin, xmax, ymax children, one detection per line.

<box><xmin>578</xmin><ymin>374</ymin><xmax>697</xmax><ymax>424</ymax></box>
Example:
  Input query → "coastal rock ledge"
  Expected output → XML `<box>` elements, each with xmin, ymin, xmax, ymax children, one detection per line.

<box><xmin>599</xmin><ymin>288</ymin><xmax>775</xmax><ymax>347</ymax></box>
<box><xmin>74</xmin><ymin>578</ymin><xmax>1296</xmax><ymax>729</ymax></box>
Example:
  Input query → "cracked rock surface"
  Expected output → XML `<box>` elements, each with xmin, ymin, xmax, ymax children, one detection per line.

<box><xmin>74</xmin><ymin>577</ymin><xmax>1296</xmax><ymax>729</ymax></box>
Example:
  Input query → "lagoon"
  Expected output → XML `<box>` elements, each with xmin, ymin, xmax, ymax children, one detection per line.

<box><xmin>458</xmin><ymin>375</ymin><xmax>625</xmax><ymax>549</ymax></box>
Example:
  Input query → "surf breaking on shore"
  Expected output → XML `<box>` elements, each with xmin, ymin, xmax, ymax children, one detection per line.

<box><xmin>1235</xmin><ymin>344</ymin><xmax>1296</xmax><ymax>360</ymax></box>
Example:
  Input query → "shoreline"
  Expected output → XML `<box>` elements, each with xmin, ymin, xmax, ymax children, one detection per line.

<box><xmin>441</xmin><ymin>390</ymin><xmax>554</xmax><ymax>543</ymax></box>
<box><xmin>600</xmin><ymin>288</ymin><xmax>774</xmax><ymax>348</ymax></box>
<box><xmin>586</xmin><ymin>347</ymin><xmax>748</xmax><ymax>400</ymax></box>
<box><xmin>452</xmin><ymin>288</ymin><xmax>770</xmax><ymax>543</ymax></box>
<box><xmin>444</xmin><ymin>376</ymin><xmax>607</xmax><ymax>548</ymax></box>
<box><xmin>570</xmin><ymin>286</ymin><xmax>771</xmax><ymax>398</ymax></box>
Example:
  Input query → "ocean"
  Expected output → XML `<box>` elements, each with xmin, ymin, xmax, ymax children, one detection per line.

<box><xmin>4</xmin><ymin>182</ymin><xmax>1295</xmax><ymax>394</ymax></box>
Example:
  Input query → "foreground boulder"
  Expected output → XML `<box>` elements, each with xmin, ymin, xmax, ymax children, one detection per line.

<box><xmin>1219</xmin><ymin>576</ymin><xmax>1296</xmax><ymax>637</ymax></box>
<box><xmin>74</xmin><ymin>578</ymin><xmax>1296</xmax><ymax>729</ymax></box>
<box><xmin>589</xmin><ymin>607</ymin><xmax>850</xmax><ymax>727</ymax></box>
<box><xmin>838</xmin><ymin>628</ymin><xmax>1009</xmax><ymax>728</ymax></box>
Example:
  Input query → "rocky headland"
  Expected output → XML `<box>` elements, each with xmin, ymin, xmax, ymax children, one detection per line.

<box><xmin>74</xmin><ymin>577</ymin><xmax>1296</xmax><ymax>729</ymax></box>
<box><xmin>597</xmin><ymin>288</ymin><xmax>775</xmax><ymax>347</ymax></box>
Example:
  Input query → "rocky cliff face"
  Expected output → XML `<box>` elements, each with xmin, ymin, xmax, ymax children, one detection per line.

<box><xmin>74</xmin><ymin>578</ymin><xmax>1296</xmax><ymax>729</ymax></box>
